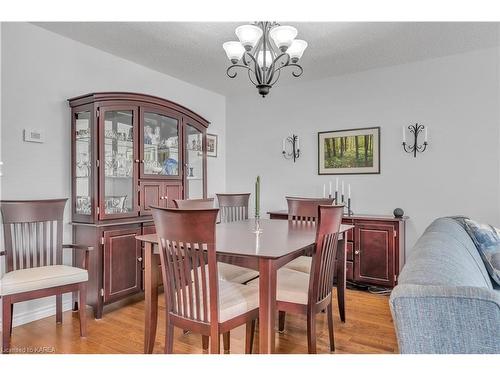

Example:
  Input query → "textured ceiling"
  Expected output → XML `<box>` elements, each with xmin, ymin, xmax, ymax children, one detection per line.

<box><xmin>34</xmin><ymin>22</ymin><xmax>499</xmax><ymax>96</ymax></box>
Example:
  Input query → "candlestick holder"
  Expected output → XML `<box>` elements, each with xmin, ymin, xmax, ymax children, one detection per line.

<box><xmin>253</xmin><ymin>215</ymin><xmax>263</xmax><ymax>234</ymax></box>
<box><xmin>341</xmin><ymin>194</ymin><xmax>345</xmax><ymax>203</ymax></box>
<box><xmin>334</xmin><ymin>191</ymin><xmax>338</xmax><ymax>203</ymax></box>
<box><xmin>402</xmin><ymin>123</ymin><xmax>428</xmax><ymax>158</ymax></box>
<box><xmin>282</xmin><ymin>134</ymin><xmax>300</xmax><ymax>162</ymax></box>
<box><xmin>346</xmin><ymin>198</ymin><xmax>353</xmax><ymax>216</ymax></box>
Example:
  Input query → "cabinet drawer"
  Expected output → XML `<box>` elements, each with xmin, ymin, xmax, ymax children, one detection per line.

<box><xmin>346</xmin><ymin>241</ymin><xmax>354</xmax><ymax>261</ymax></box>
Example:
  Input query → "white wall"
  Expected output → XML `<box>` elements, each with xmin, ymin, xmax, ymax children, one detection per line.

<box><xmin>0</xmin><ymin>22</ymin><xmax>226</xmax><ymax>325</ymax></box>
<box><xmin>226</xmin><ymin>47</ymin><xmax>500</xmax><ymax>253</ymax></box>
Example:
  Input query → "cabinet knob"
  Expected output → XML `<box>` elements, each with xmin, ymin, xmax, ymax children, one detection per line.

<box><xmin>135</xmin><ymin>159</ymin><xmax>140</xmax><ymax>163</ymax></box>
<box><xmin>355</xmin><ymin>250</ymin><xmax>360</xmax><ymax>255</ymax></box>
<box><xmin>137</xmin><ymin>257</ymin><xmax>143</xmax><ymax>262</ymax></box>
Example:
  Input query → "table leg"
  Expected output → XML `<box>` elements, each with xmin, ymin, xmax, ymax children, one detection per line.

<box><xmin>144</xmin><ymin>242</ymin><xmax>159</xmax><ymax>354</ymax></box>
<box><xmin>336</xmin><ymin>237</ymin><xmax>346</xmax><ymax>323</ymax></box>
<box><xmin>258</xmin><ymin>258</ymin><xmax>277</xmax><ymax>354</ymax></box>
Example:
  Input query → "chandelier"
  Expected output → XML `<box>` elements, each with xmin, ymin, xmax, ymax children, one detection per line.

<box><xmin>222</xmin><ymin>22</ymin><xmax>308</xmax><ymax>97</ymax></box>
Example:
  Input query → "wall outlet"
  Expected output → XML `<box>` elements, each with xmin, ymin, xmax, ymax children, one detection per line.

<box><xmin>23</xmin><ymin>128</ymin><xmax>44</xmax><ymax>143</ymax></box>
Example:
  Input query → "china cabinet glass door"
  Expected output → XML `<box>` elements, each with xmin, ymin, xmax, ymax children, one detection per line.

<box><xmin>99</xmin><ymin>107</ymin><xmax>138</xmax><ymax>219</ymax></box>
<box><xmin>140</xmin><ymin>109</ymin><xmax>181</xmax><ymax>179</ymax></box>
<box><xmin>74</xmin><ymin>110</ymin><xmax>93</xmax><ymax>219</ymax></box>
<box><xmin>184</xmin><ymin>120</ymin><xmax>205</xmax><ymax>199</ymax></box>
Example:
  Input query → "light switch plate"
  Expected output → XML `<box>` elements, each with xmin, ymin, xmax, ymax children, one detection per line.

<box><xmin>24</xmin><ymin>128</ymin><xmax>44</xmax><ymax>143</ymax></box>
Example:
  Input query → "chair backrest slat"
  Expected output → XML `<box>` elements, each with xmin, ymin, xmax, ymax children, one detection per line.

<box><xmin>308</xmin><ymin>205</ymin><xmax>344</xmax><ymax>306</ymax></box>
<box><xmin>1</xmin><ymin>199</ymin><xmax>67</xmax><ymax>273</ymax></box>
<box><xmin>216</xmin><ymin>193</ymin><xmax>250</xmax><ymax>223</ymax></box>
<box><xmin>152</xmin><ymin>206</ymin><xmax>219</xmax><ymax>324</ymax></box>
<box><xmin>286</xmin><ymin>196</ymin><xmax>335</xmax><ymax>223</ymax></box>
<box><xmin>173</xmin><ymin>198</ymin><xmax>215</xmax><ymax>210</ymax></box>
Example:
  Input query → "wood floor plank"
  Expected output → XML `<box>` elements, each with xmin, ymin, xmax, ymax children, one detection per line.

<box><xmin>5</xmin><ymin>289</ymin><xmax>398</xmax><ymax>354</ymax></box>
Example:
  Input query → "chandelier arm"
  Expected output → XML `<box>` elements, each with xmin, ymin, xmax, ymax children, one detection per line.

<box><xmin>288</xmin><ymin>63</ymin><xmax>304</xmax><ymax>77</ymax></box>
<box><xmin>266</xmin><ymin>53</ymin><xmax>291</xmax><ymax>84</ymax></box>
<box><xmin>247</xmin><ymin>69</ymin><xmax>259</xmax><ymax>86</ymax></box>
<box><xmin>226</xmin><ymin>64</ymin><xmax>251</xmax><ymax>79</ymax></box>
<box><xmin>268</xmin><ymin>68</ymin><xmax>281</xmax><ymax>87</ymax></box>
<box><xmin>243</xmin><ymin>52</ymin><xmax>263</xmax><ymax>84</ymax></box>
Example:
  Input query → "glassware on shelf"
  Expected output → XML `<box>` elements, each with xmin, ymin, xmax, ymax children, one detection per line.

<box><xmin>76</xmin><ymin>196</ymin><xmax>91</xmax><ymax>215</ymax></box>
<box><xmin>104</xmin><ymin>195</ymin><xmax>128</xmax><ymax>214</ymax></box>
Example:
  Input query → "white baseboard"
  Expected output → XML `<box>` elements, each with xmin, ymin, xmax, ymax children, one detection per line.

<box><xmin>0</xmin><ymin>299</ymin><xmax>73</xmax><ymax>329</ymax></box>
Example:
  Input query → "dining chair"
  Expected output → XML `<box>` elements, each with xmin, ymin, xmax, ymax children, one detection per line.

<box><xmin>0</xmin><ymin>199</ymin><xmax>92</xmax><ymax>354</ymax></box>
<box><xmin>173</xmin><ymin>198</ymin><xmax>215</xmax><ymax>209</ymax></box>
<box><xmin>250</xmin><ymin>204</ymin><xmax>344</xmax><ymax>353</ymax></box>
<box><xmin>284</xmin><ymin>196</ymin><xmax>335</xmax><ymax>274</ymax></box>
<box><xmin>173</xmin><ymin>197</ymin><xmax>259</xmax><ymax>286</ymax></box>
<box><xmin>215</xmin><ymin>193</ymin><xmax>251</xmax><ymax>223</ymax></box>
<box><xmin>151</xmin><ymin>206</ymin><xmax>259</xmax><ymax>354</ymax></box>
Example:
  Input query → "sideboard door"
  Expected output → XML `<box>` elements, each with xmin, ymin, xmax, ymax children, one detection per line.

<box><xmin>164</xmin><ymin>181</ymin><xmax>183</xmax><ymax>208</ymax></box>
<box><xmin>140</xmin><ymin>180</ymin><xmax>165</xmax><ymax>215</ymax></box>
<box><xmin>103</xmin><ymin>226</ymin><xmax>142</xmax><ymax>303</ymax></box>
<box><xmin>354</xmin><ymin>222</ymin><xmax>396</xmax><ymax>287</ymax></box>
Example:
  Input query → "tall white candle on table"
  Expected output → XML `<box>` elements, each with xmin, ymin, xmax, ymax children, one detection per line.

<box><xmin>336</xmin><ymin>178</ymin><xmax>339</xmax><ymax>192</ymax></box>
<box><xmin>323</xmin><ymin>184</ymin><xmax>326</xmax><ymax>198</ymax></box>
<box><xmin>341</xmin><ymin>181</ymin><xmax>344</xmax><ymax>195</ymax></box>
<box><xmin>329</xmin><ymin>181</ymin><xmax>332</xmax><ymax>196</ymax></box>
<box><xmin>348</xmin><ymin>184</ymin><xmax>351</xmax><ymax>199</ymax></box>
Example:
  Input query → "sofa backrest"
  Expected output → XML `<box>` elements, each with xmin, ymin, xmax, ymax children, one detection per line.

<box><xmin>398</xmin><ymin>217</ymin><xmax>493</xmax><ymax>289</ymax></box>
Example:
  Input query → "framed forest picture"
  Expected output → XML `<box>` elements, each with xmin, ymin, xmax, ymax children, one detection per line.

<box><xmin>318</xmin><ymin>127</ymin><xmax>380</xmax><ymax>175</ymax></box>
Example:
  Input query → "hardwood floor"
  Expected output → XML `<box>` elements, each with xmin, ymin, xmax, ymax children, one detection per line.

<box><xmin>7</xmin><ymin>289</ymin><xmax>398</xmax><ymax>354</ymax></box>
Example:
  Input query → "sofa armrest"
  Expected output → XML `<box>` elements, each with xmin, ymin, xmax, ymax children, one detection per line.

<box><xmin>62</xmin><ymin>244</ymin><xmax>93</xmax><ymax>270</ymax></box>
<box><xmin>389</xmin><ymin>284</ymin><xmax>500</xmax><ymax>354</ymax></box>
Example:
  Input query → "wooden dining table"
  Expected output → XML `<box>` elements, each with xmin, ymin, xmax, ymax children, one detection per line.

<box><xmin>136</xmin><ymin>218</ymin><xmax>354</xmax><ymax>354</ymax></box>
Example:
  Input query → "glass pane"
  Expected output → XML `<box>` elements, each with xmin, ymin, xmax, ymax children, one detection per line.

<box><xmin>104</xmin><ymin>110</ymin><xmax>134</xmax><ymax>215</ymax></box>
<box><xmin>143</xmin><ymin>112</ymin><xmax>179</xmax><ymax>176</ymax></box>
<box><xmin>75</xmin><ymin>112</ymin><xmax>92</xmax><ymax>215</ymax></box>
<box><xmin>186</xmin><ymin>125</ymin><xmax>204</xmax><ymax>199</ymax></box>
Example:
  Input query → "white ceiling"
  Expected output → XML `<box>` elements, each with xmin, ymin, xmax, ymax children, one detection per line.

<box><xmin>34</xmin><ymin>22</ymin><xmax>499</xmax><ymax>96</ymax></box>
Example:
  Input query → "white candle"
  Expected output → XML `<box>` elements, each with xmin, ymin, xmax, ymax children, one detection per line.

<box><xmin>402</xmin><ymin>126</ymin><xmax>406</xmax><ymax>143</ymax></box>
<box><xmin>336</xmin><ymin>178</ymin><xmax>339</xmax><ymax>192</ymax></box>
<box><xmin>424</xmin><ymin>127</ymin><xmax>428</xmax><ymax>142</ymax></box>
<box><xmin>348</xmin><ymin>184</ymin><xmax>351</xmax><ymax>199</ymax></box>
<box><xmin>329</xmin><ymin>181</ymin><xmax>332</xmax><ymax>196</ymax></box>
<box><xmin>323</xmin><ymin>184</ymin><xmax>326</xmax><ymax>198</ymax></box>
<box><xmin>341</xmin><ymin>181</ymin><xmax>344</xmax><ymax>195</ymax></box>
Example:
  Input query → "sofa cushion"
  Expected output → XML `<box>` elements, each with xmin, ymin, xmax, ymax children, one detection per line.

<box><xmin>399</xmin><ymin>218</ymin><xmax>493</xmax><ymax>289</ymax></box>
<box><xmin>0</xmin><ymin>265</ymin><xmax>88</xmax><ymax>296</ymax></box>
<box><xmin>454</xmin><ymin>218</ymin><xmax>500</xmax><ymax>286</ymax></box>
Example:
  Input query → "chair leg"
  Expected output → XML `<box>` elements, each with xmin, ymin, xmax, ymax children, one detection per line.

<box><xmin>2</xmin><ymin>297</ymin><xmax>12</xmax><ymax>354</ymax></box>
<box><xmin>223</xmin><ymin>331</ymin><xmax>230</xmax><ymax>354</ymax></box>
<box><xmin>245</xmin><ymin>319</ymin><xmax>256</xmax><ymax>354</ymax></box>
<box><xmin>78</xmin><ymin>283</ymin><xmax>87</xmax><ymax>337</ymax></box>
<box><xmin>209</xmin><ymin>329</ymin><xmax>220</xmax><ymax>354</ymax></box>
<box><xmin>202</xmin><ymin>335</ymin><xmax>209</xmax><ymax>353</ymax></box>
<box><xmin>10</xmin><ymin>304</ymin><xmax>14</xmax><ymax>335</ymax></box>
<box><xmin>56</xmin><ymin>294</ymin><xmax>63</xmax><ymax>324</ymax></box>
<box><xmin>165</xmin><ymin>320</ymin><xmax>174</xmax><ymax>354</ymax></box>
<box><xmin>278</xmin><ymin>311</ymin><xmax>286</xmax><ymax>333</ymax></box>
<box><xmin>306</xmin><ymin>312</ymin><xmax>317</xmax><ymax>354</ymax></box>
<box><xmin>327</xmin><ymin>303</ymin><xmax>335</xmax><ymax>353</ymax></box>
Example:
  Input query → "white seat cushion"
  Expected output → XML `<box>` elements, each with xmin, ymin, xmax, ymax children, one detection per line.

<box><xmin>284</xmin><ymin>256</ymin><xmax>312</xmax><ymax>274</ymax></box>
<box><xmin>218</xmin><ymin>263</ymin><xmax>259</xmax><ymax>284</ymax></box>
<box><xmin>175</xmin><ymin>279</ymin><xmax>259</xmax><ymax>322</ymax></box>
<box><xmin>248</xmin><ymin>268</ymin><xmax>310</xmax><ymax>305</ymax></box>
<box><xmin>0</xmin><ymin>265</ymin><xmax>88</xmax><ymax>296</ymax></box>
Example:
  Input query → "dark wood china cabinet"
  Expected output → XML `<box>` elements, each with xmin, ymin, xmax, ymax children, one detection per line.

<box><xmin>69</xmin><ymin>92</ymin><xmax>209</xmax><ymax>318</ymax></box>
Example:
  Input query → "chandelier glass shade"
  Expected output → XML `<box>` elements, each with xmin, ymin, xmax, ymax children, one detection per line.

<box><xmin>223</xmin><ymin>22</ymin><xmax>308</xmax><ymax>97</ymax></box>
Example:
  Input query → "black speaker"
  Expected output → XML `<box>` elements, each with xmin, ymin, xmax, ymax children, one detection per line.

<box><xmin>393</xmin><ymin>208</ymin><xmax>404</xmax><ymax>218</ymax></box>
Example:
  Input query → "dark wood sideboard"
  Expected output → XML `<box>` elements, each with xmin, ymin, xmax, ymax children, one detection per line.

<box><xmin>268</xmin><ymin>210</ymin><xmax>408</xmax><ymax>288</ymax></box>
<box><xmin>69</xmin><ymin>92</ymin><xmax>209</xmax><ymax>318</ymax></box>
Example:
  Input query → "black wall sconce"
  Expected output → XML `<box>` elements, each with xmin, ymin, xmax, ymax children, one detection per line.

<box><xmin>402</xmin><ymin>123</ymin><xmax>428</xmax><ymax>158</ymax></box>
<box><xmin>282</xmin><ymin>134</ymin><xmax>300</xmax><ymax>162</ymax></box>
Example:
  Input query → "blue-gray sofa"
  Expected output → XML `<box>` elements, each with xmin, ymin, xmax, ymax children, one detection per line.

<box><xmin>389</xmin><ymin>217</ymin><xmax>500</xmax><ymax>354</ymax></box>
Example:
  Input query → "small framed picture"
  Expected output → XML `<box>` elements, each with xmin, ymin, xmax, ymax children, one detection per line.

<box><xmin>318</xmin><ymin>127</ymin><xmax>380</xmax><ymax>175</ymax></box>
<box><xmin>207</xmin><ymin>133</ymin><xmax>218</xmax><ymax>157</ymax></box>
